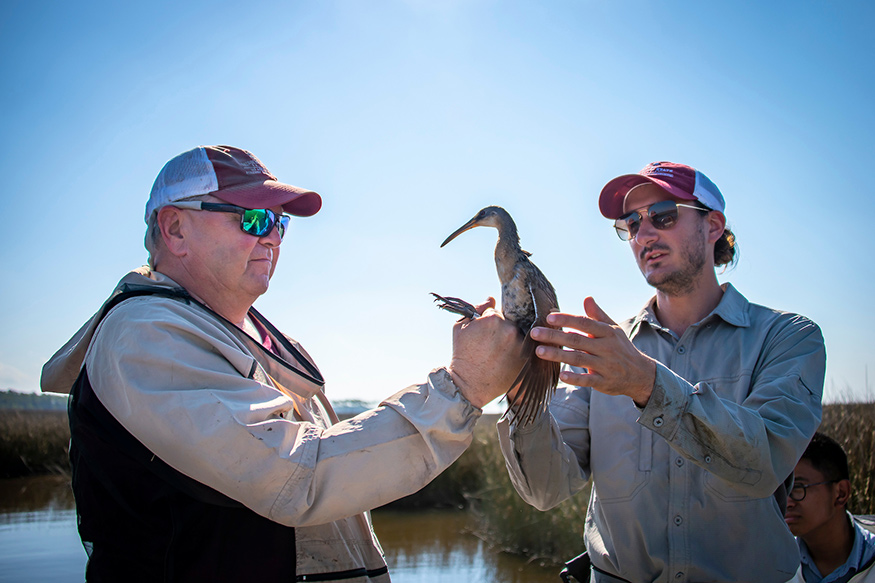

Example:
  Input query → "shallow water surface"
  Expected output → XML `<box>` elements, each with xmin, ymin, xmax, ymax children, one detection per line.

<box><xmin>0</xmin><ymin>475</ymin><xmax>86</xmax><ymax>582</ymax></box>
<box><xmin>373</xmin><ymin>508</ymin><xmax>559</xmax><ymax>583</ymax></box>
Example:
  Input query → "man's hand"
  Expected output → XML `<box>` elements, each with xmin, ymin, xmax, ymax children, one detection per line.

<box><xmin>530</xmin><ymin>296</ymin><xmax>656</xmax><ymax>407</ymax></box>
<box><xmin>448</xmin><ymin>297</ymin><xmax>527</xmax><ymax>409</ymax></box>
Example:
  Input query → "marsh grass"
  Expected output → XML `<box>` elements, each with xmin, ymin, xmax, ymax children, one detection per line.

<box><xmin>819</xmin><ymin>402</ymin><xmax>875</xmax><ymax>515</ymax></box>
<box><xmin>0</xmin><ymin>410</ymin><xmax>70</xmax><ymax>478</ymax></box>
<box><xmin>461</xmin><ymin>419</ymin><xmax>589</xmax><ymax>565</ymax></box>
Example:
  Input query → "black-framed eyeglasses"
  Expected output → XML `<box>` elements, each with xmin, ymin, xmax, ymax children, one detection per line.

<box><xmin>614</xmin><ymin>200</ymin><xmax>709</xmax><ymax>241</ymax></box>
<box><xmin>789</xmin><ymin>480</ymin><xmax>840</xmax><ymax>501</ymax></box>
<box><xmin>172</xmin><ymin>201</ymin><xmax>290</xmax><ymax>240</ymax></box>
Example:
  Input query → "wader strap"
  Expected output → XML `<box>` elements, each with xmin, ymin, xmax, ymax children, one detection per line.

<box><xmin>559</xmin><ymin>551</ymin><xmax>635</xmax><ymax>583</ymax></box>
<box><xmin>107</xmin><ymin>284</ymin><xmax>325</xmax><ymax>387</ymax></box>
<box><xmin>297</xmin><ymin>565</ymin><xmax>390</xmax><ymax>581</ymax></box>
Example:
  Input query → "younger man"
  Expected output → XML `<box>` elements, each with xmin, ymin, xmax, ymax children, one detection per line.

<box><xmin>501</xmin><ymin>161</ymin><xmax>826</xmax><ymax>582</ymax></box>
<box><xmin>786</xmin><ymin>432</ymin><xmax>875</xmax><ymax>582</ymax></box>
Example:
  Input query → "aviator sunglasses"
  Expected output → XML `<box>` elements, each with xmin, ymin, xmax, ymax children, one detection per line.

<box><xmin>614</xmin><ymin>200</ymin><xmax>708</xmax><ymax>241</ymax></box>
<box><xmin>172</xmin><ymin>201</ymin><xmax>291</xmax><ymax>240</ymax></box>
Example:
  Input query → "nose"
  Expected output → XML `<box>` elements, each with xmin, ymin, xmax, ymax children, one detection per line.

<box><xmin>632</xmin><ymin>215</ymin><xmax>659</xmax><ymax>247</ymax></box>
<box><xmin>259</xmin><ymin>222</ymin><xmax>283</xmax><ymax>247</ymax></box>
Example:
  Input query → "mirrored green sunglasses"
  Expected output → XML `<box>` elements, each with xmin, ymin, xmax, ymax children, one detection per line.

<box><xmin>172</xmin><ymin>201</ymin><xmax>290</xmax><ymax>240</ymax></box>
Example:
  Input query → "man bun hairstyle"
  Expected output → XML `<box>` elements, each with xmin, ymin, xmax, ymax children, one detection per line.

<box><xmin>715</xmin><ymin>227</ymin><xmax>738</xmax><ymax>268</ymax></box>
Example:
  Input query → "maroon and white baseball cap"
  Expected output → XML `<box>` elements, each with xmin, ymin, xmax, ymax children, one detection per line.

<box><xmin>598</xmin><ymin>161</ymin><xmax>725</xmax><ymax>219</ymax></box>
<box><xmin>145</xmin><ymin>145</ymin><xmax>322</xmax><ymax>222</ymax></box>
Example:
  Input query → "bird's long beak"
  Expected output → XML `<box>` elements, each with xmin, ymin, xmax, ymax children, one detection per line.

<box><xmin>440</xmin><ymin>218</ymin><xmax>482</xmax><ymax>247</ymax></box>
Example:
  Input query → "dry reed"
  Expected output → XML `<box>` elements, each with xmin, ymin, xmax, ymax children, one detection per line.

<box><xmin>0</xmin><ymin>410</ymin><xmax>70</xmax><ymax>478</ymax></box>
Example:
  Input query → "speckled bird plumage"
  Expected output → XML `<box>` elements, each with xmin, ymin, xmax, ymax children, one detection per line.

<box><xmin>434</xmin><ymin>206</ymin><xmax>559</xmax><ymax>425</ymax></box>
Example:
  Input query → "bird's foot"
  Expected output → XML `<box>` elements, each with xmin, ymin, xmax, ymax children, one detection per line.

<box><xmin>430</xmin><ymin>293</ymin><xmax>481</xmax><ymax>319</ymax></box>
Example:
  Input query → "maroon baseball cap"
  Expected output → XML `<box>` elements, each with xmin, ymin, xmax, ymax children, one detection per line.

<box><xmin>598</xmin><ymin>161</ymin><xmax>725</xmax><ymax>219</ymax></box>
<box><xmin>145</xmin><ymin>145</ymin><xmax>322</xmax><ymax>221</ymax></box>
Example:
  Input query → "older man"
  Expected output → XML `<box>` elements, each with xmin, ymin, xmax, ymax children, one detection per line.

<box><xmin>42</xmin><ymin>145</ymin><xmax>525</xmax><ymax>582</ymax></box>
<box><xmin>499</xmin><ymin>162</ymin><xmax>826</xmax><ymax>582</ymax></box>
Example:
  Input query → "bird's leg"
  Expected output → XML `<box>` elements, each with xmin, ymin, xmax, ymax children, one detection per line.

<box><xmin>430</xmin><ymin>293</ymin><xmax>481</xmax><ymax>319</ymax></box>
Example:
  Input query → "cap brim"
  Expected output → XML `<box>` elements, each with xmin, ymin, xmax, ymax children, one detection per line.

<box><xmin>599</xmin><ymin>174</ymin><xmax>696</xmax><ymax>219</ymax></box>
<box><xmin>212</xmin><ymin>181</ymin><xmax>322</xmax><ymax>217</ymax></box>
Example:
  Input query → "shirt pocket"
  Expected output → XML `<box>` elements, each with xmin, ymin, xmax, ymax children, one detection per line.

<box><xmin>591</xmin><ymin>423</ymin><xmax>653</xmax><ymax>503</ymax></box>
<box><xmin>703</xmin><ymin>471</ymin><xmax>751</xmax><ymax>501</ymax></box>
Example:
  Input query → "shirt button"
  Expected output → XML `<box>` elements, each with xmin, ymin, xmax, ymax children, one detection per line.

<box><xmin>704</xmin><ymin>455</ymin><xmax>712</xmax><ymax>464</ymax></box>
<box><xmin>674</xmin><ymin>515</ymin><xmax>683</xmax><ymax>526</ymax></box>
<box><xmin>653</xmin><ymin>416</ymin><xmax>664</xmax><ymax>427</ymax></box>
<box><xmin>675</xmin><ymin>572</ymin><xmax>684</xmax><ymax>579</ymax></box>
<box><xmin>675</xmin><ymin>457</ymin><xmax>684</xmax><ymax>467</ymax></box>
<box><xmin>677</xmin><ymin>346</ymin><xmax>686</xmax><ymax>354</ymax></box>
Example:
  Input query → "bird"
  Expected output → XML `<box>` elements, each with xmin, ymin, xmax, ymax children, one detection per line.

<box><xmin>432</xmin><ymin>205</ymin><xmax>560</xmax><ymax>425</ymax></box>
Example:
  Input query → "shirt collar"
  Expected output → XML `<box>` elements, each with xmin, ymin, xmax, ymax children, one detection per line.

<box><xmin>846</xmin><ymin>513</ymin><xmax>875</xmax><ymax>578</ymax></box>
<box><xmin>797</xmin><ymin>512</ymin><xmax>875</xmax><ymax>583</ymax></box>
<box><xmin>629</xmin><ymin>282</ymin><xmax>751</xmax><ymax>338</ymax></box>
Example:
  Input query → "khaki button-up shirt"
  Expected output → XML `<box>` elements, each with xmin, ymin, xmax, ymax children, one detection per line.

<box><xmin>499</xmin><ymin>284</ymin><xmax>825</xmax><ymax>583</ymax></box>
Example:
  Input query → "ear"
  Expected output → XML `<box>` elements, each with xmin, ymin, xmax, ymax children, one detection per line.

<box><xmin>834</xmin><ymin>479</ymin><xmax>851</xmax><ymax>508</ymax></box>
<box><xmin>706</xmin><ymin>211</ymin><xmax>727</xmax><ymax>245</ymax></box>
<box><xmin>156</xmin><ymin>206</ymin><xmax>189</xmax><ymax>258</ymax></box>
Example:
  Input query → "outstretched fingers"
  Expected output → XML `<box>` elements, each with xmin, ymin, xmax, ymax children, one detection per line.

<box><xmin>530</xmin><ymin>299</ymin><xmax>656</xmax><ymax>403</ymax></box>
<box><xmin>532</xmin><ymin>331</ymin><xmax>596</xmax><ymax>367</ymax></box>
<box><xmin>583</xmin><ymin>296</ymin><xmax>617</xmax><ymax>326</ymax></box>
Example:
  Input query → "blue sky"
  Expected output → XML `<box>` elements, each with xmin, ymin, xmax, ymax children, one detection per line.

<box><xmin>1</xmin><ymin>0</ymin><xmax>873</xmax><ymax>405</ymax></box>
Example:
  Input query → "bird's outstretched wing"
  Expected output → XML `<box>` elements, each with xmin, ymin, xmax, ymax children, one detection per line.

<box><xmin>507</xmin><ymin>273</ymin><xmax>560</xmax><ymax>425</ymax></box>
<box><xmin>507</xmin><ymin>343</ymin><xmax>560</xmax><ymax>425</ymax></box>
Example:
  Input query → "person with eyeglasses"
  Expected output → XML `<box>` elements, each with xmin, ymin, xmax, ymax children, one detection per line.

<box><xmin>41</xmin><ymin>145</ymin><xmax>527</xmax><ymax>582</ymax></box>
<box><xmin>497</xmin><ymin>161</ymin><xmax>826</xmax><ymax>582</ymax></box>
<box><xmin>785</xmin><ymin>433</ymin><xmax>875</xmax><ymax>582</ymax></box>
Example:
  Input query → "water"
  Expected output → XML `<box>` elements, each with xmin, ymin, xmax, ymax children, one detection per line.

<box><xmin>0</xmin><ymin>476</ymin><xmax>560</xmax><ymax>583</ymax></box>
<box><xmin>373</xmin><ymin>509</ymin><xmax>559</xmax><ymax>583</ymax></box>
<box><xmin>0</xmin><ymin>476</ymin><xmax>86</xmax><ymax>582</ymax></box>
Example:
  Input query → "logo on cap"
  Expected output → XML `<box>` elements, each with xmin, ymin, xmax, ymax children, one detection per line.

<box><xmin>240</xmin><ymin>159</ymin><xmax>268</xmax><ymax>176</ymax></box>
